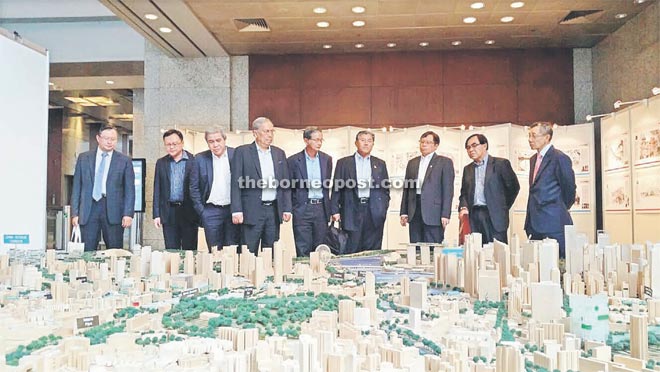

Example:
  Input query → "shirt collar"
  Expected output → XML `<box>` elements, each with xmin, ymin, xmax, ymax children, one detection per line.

<box><xmin>98</xmin><ymin>149</ymin><xmax>113</xmax><ymax>157</ymax></box>
<box><xmin>539</xmin><ymin>144</ymin><xmax>552</xmax><ymax>157</ymax></box>
<box><xmin>305</xmin><ymin>150</ymin><xmax>319</xmax><ymax>161</ymax></box>
<box><xmin>421</xmin><ymin>152</ymin><xmax>435</xmax><ymax>161</ymax></box>
<box><xmin>354</xmin><ymin>152</ymin><xmax>370</xmax><ymax>161</ymax></box>
<box><xmin>212</xmin><ymin>150</ymin><xmax>228</xmax><ymax>160</ymax></box>
<box><xmin>256</xmin><ymin>142</ymin><xmax>271</xmax><ymax>154</ymax></box>
<box><xmin>170</xmin><ymin>151</ymin><xmax>189</xmax><ymax>162</ymax></box>
<box><xmin>474</xmin><ymin>153</ymin><xmax>489</xmax><ymax>166</ymax></box>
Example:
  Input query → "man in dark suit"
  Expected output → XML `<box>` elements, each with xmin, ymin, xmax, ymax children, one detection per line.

<box><xmin>71</xmin><ymin>125</ymin><xmax>135</xmax><ymax>251</ymax></box>
<box><xmin>189</xmin><ymin>127</ymin><xmax>239</xmax><ymax>251</ymax></box>
<box><xmin>153</xmin><ymin>129</ymin><xmax>198</xmax><ymax>250</ymax></box>
<box><xmin>400</xmin><ymin>131</ymin><xmax>454</xmax><ymax>245</ymax></box>
<box><xmin>231</xmin><ymin>117</ymin><xmax>292</xmax><ymax>254</ymax></box>
<box><xmin>331</xmin><ymin>130</ymin><xmax>390</xmax><ymax>253</ymax></box>
<box><xmin>459</xmin><ymin>133</ymin><xmax>520</xmax><ymax>245</ymax></box>
<box><xmin>287</xmin><ymin>127</ymin><xmax>333</xmax><ymax>257</ymax></box>
<box><xmin>525</xmin><ymin>121</ymin><xmax>576</xmax><ymax>258</ymax></box>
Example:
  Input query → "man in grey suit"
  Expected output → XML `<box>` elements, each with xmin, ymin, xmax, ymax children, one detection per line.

<box><xmin>189</xmin><ymin>127</ymin><xmax>239</xmax><ymax>251</ymax></box>
<box><xmin>231</xmin><ymin>117</ymin><xmax>292</xmax><ymax>254</ymax></box>
<box><xmin>71</xmin><ymin>125</ymin><xmax>135</xmax><ymax>251</ymax></box>
<box><xmin>459</xmin><ymin>133</ymin><xmax>520</xmax><ymax>244</ymax></box>
<box><xmin>400</xmin><ymin>131</ymin><xmax>454</xmax><ymax>245</ymax></box>
<box><xmin>287</xmin><ymin>127</ymin><xmax>333</xmax><ymax>257</ymax></box>
<box><xmin>331</xmin><ymin>130</ymin><xmax>390</xmax><ymax>253</ymax></box>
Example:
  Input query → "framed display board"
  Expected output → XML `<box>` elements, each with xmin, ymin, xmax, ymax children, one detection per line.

<box><xmin>132</xmin><ymin>159</ymin><xmax>146</xmax><ymax>213</ymax></box>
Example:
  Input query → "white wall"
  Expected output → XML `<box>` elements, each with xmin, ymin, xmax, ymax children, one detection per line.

<box><xmin>0</xmin><ymin>30</ymin><xmax>49</xmax><ymax>251</ymax></box>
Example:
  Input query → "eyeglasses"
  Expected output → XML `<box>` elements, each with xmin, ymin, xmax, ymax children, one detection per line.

<box><xmin>165</xmin><ymin>142</ymin><xmax>182</xmax><ymax>148</ymax></box>
<box><xmin>528</xmin><ymin>133</ymin><xmax>548</xmax><ymax>139</ymax></box>
<box><xmin>465</xmin><ymin>142</ymin><xmax>482</xmax><ymax>149</ymax></box>
<box><xmin>308</xmin><ymin>138</ymin><xmax>324</xmax><ymax>143</ymax></box>
<box><xmin>419</xmin><ymin>140</ymin><xmax>436</xmax><ymax>145</ymax></box>
<box><xmin>98</xmin><ymin>136</ymin><xmax>117</xmax><ymax>142</ymax></box>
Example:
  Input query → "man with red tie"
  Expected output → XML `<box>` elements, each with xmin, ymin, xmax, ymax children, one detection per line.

<box><xmin>524</xmin><ymin>121</ymin><xmax>576</xmax><ymax>258</ymax></box>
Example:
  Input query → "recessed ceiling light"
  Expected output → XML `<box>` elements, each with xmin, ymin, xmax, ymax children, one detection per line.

<box><xmin>105</xmin><ymin>80</ymin><xmax>115</xmax><ymax>85</ymax></box>
<box><xmin>387</xmin><ymin>42</ymin><xmax>397</xmax><ymax>48</ymax></box>
<box><xmin>451</xmin><ymin>40</ymin><xmax>462</xmax><ymax>46</ymax></box>
<box><xmin>355</xmin><ymin>43</ymin><xmax>365</xmax><ymax>48</ymax></box>
<box><xmin>485</xmin><ymin>39</ymin><xmax>496</xmax><ymax>45</ymax></box>
<box><xmin>510</xmin><ymin>2</ymin><xmax>525</xmax><ymax>8</ymax></box>
<box><xmin>615</xmin><ymin>13</ymin><xmax>627</xmax><ymax>19</ymax></box>
<box><xmin>144</xmin><ymin>13</ymin><xmax>158</xmax><ymax>20</ymax></box>
<box><xmin>634</xmin><ymin>0</ymin><xmax>647</xmax><ymax>3</ymax></box>
<box><xmin>463</xmin><ymin>17</ymin><xmax>477</xmax><ymax>24</ymax></box>
<box><xmin>159</xmin><ymin>27</ymin><xmax>172</xmax><ymax>33</ymax></box>
<box><xmin>316</xmin><ymin>21</ymin><xmax>330</xmax><ymax>28</ymax></box>
<box><xmin>323</xmin><ymin>44</ymin><xmax>332</xmax><ymax>49</ymax></box>
<box><xmin>500</xmin><ymin>16</ymin><xmax>515</xmax><ymax>23</ymax></box>
<box><xmin>48</xmin><ymin>82</ymin><xmax>54</xmax><ymax>86</ymax></box>
<box><xmin>352</xmin><ymin>20</ymin><xmax>366</xmax><ymax>27</ymax></box>
<box><xmin>419</xmin><ymin>42</ymin><xmax>429</xmax><ymax>47</ymax></box>
<box><xmin>313</xmin><ymin>7</ymin><xmax>327</xmax><ymax>14</ymax></box>
<box><xmin>470</xmin><ymin>2</ymin><xmax>485</xmax><ymax>9</ymax></box>
<box><xmin>352</xmin><ymin>6</ymin><xmax>366</xmax><ymax>14</ymax></box>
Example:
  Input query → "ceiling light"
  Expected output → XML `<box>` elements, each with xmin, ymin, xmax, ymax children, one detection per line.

<box><xmin>144</xmin><ymin>13</ymin><xmax>158</xmax><ymax>20</ymax></box>
<box><xmin>634</xmin><ymin>0</ymin><xmax>648</xmax><ymax>4</ymax></box>
<box><xmin>322</xmin><ymin>44</ymin><xmax>332</xmax><ymax>49</ymax></box>
<box><xmin>355</xmin><ymin>43</ymin><xmax>365</xmax><ymax>48</ymax></box>
<box><xmin>159</xmin><ymin>27</ymin><xmax>172</xmax><ymax>33</ymax></box>
<box><xmin>48</xmin><ymin>82</ymin><xmax>54</xmax><ymax>86</ymax></box>
<box><xmin>451</xmin><ymin>40</ymin><xmax>462</xmax><ymax>46</ymax></box>
<box><xmin>510</xmin><ymin>2</ymin><xmax>525</xmax><ymax>8</ymax></box>
<box><xmin>615</xmin><ymin>13</ymin><xmax>627</xmax><ymax>19</ymax></box>
<box><xmin>352</xmin><ymin>6</ymin><xmax>366</xmax><ymax>14</ymax></box>
<box><xmin>501</xmin><ymin>16</ymin><xmax>514</xmax><ymax>23</ymax></box>
<box><xmin>652</xmin><ymin>87</ymin><xmax>660</xmax><ymax>96</ymax></box>
<box><xmin>352</xmin><ymin>20</ymin><xmax>365</xmax><ymax>27</ymax></box>
<box><xmin>387</xmin><ymin>42</ymin><xmax>397</xmax><ymax>48</ymax></box>
<box><xmin>105</xmin><ymin>80</ymin><xmax>115</xmax><ymax>85</ymax></box>
<box><xmin>316</xmin><ymin>21</ymin><xmax>330</xmax><ymax>28</ymax></box>
<box><xmin>419</xmin><ymin>42</ymin><xmax>429</xmax><ymax>47</ymax></box>
<box><xmin>463</xmin><ymin>17</ymin><xmax>477</xmax><ymax>24</ymax></box>
<box><xmin>471</xmin><ymin>2</ymin><xmax>485</xmax><ymax>9</ymax></box>
<box><xmin>313</xmin><ymin>7</ymin><xmax>327</xmax><ymax>14</ymax></box>
<box><xmin>485</xmin><ymin>39</ymin><xmax>496</xmax><ymax>45</ymax></box>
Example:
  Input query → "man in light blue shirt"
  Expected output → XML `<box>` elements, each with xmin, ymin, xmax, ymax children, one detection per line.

<box><xmin>287</xmin><ymin>127</ymin><xmax>333</xmax><ymax>256</ymax></box>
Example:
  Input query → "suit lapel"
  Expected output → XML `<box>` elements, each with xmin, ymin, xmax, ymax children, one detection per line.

<box><xmin>205</xmin><ymin>152</ymin><xmax>214</xmax><ymax>186</ymax></box>
<box><xmin>319</xmin><ymin>153</ymin><xmax>327</xmax><ymax>181</ymax></box>
<box><xmin>89</xmin><ymin>150</ymin><xmax>97</xmax><ymax>178</ymax></box>
<box><xmin>249</xmin><ymin>142</ymin><xmax>262</xmax><ymax>178</ymax></box>
<box><xmin>163</xmin><ymin>156</ymin><xmax>171</xmax><ymax>186</ymax></box>
<box><xmin>107</xmin><ymin>151</ymin><xmax>119</xmax><ymax>182</ymax></box>
<box><xmin>297</xmin><ymin>151</ymin><xmax>309</xmax><ymax>180</ymax></box>
<box><xmin>467</xmin><ymin>162</ymin><xmax>476</xmax><ymax>205</ymax></box>
<box><xmin>533</xmin><ymin>146</ymin><xmax>553</xmax><ymax>186</ymax></box>
<box><xmin>484</xmin><ymin>156</ymin><xmax>494</xmax><ymax>185</ymax></box>
<box><xmin>422</xmin><ymin>153</ymin><xmax>436</xmax><ymax>188</ymax></box>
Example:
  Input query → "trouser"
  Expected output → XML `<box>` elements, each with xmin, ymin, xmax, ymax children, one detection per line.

<box><xmin>81</xmin><ymin>197</ymin><xmax>123</xmax><ymax>251</ymax></box>
<box><xmin>201</xmin><ymin>204</ymin><xmax>238</xmax><ymax>252</ymax></box>
<box><xmin>292</xmin><ymin>202</ymin><xmax>328</xmax><ymax>257</ymax></box>
<box><xmin>345</xmin><ymin>203</ymin><xmax>383</xmax><ymax>254</ymax></box>
<box><xmin>162</xmin><ymin>203</ymin><xmax>199</xmax><ymax>250</ymax></box>
<box><xmin>242</xmin><ymin>202</ymin><xmax>279</xmax><ymax>255</ymax></box>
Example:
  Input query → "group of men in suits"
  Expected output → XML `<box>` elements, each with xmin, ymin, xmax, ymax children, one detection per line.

<box><xmin>71</xmin><ymin>119</ymin><xmax>576</xmax><ymax>258</ymax></box>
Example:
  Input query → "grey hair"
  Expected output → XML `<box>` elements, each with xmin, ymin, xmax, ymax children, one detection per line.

<box><xmin>252</xmin><ymin>117</ymin><xmax>273</xmax><ymax>131</ymax></box>
<box><xmin>204</xmin><ymin>127</ymin><xmax>227</xmax><ymax>141</ymax></box>
<box><xmin>530</xmin><ymin>121</ymin><xmax>554</xmax><ymax>140</ymax></box>
<box><xmin>303</xmin><ymin>126</ymin><xmax>322</xmax><ymax>140</ymax></box>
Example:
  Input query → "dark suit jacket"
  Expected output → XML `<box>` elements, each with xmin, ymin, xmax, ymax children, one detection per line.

<box><xmin>287</xmin><ymin>150</ymin><xmax>333</xmax><ymax>220</ymax></box>
<box><xmin>400</xmin><ymin>153</ymin><xmax>455</xmax><ymax>225</ymax></box>
<box><xmin>458</xmin><ymin>155</ymin><xmax>520</xmax><ymax>232</ymax></box>
<box><xmin>524</xmin><ymin>145</ymin><xmax>576</xmax><ymax>234</ymax></box>
<box><xmin>189</xmin><ymin>148</ymin><xmax>235</xmax><ymax>216</ymax></box>
<box><xmin>153</xmin><ymin>150</ymin><xmax>197</xmax><ymax>224</ymax></box>
<box><xmin>230</xmin><ymin>142</ymin><xmax>292</xmax><ymax>225</ymax></box>
<box><xmin>331</xmin><ymin>154</ymin><xmax>390</xmax><ymax>231</ymax></box>
<box><xmin>71</xmin><ymin>149</ymin><xmax>135</xmax><ymax>225</ymax></box>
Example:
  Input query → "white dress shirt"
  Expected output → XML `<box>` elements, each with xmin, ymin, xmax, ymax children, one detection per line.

<box><xmin>257</xmin><ymin>144</ymin><xmax>277</xmax><ymax>201</ymax></box>
<box><xmin>416</xmin><ymin>152</ymin><xmax>434</xmax><ymax>195</ymax></box>
<box><xmin>207</xmin><ymin>151</ymin><xmax>231</xmax><ymax>206</ymax></box>
<box><xmin>95</xmin><ymin>149</ymin><xmax>114</xmax><ymax>195</ymax></box>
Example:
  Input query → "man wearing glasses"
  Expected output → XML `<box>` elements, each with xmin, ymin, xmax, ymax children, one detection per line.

<box><xmin>459</xmin><ymin>134</ymin><xmax>519</xmax><ymax>245</ymax></box>
<box><xmin>525</xmin><ymin>121</ymin><xmax>576</xmax><ymax>258</ymax></box>
<box><xmin>231</xmin><ymin>117</ymin><xmax>292</xmax><ymax>255</ymax></box>
<box><xmin>400</xmin><ymin>131</ymin><xmax>454</xmax><ymax>246</ymax></box>
<box><xmin>287</xmin><ymin>127</ymin><xmax>333</xmax><ymax>257</ymax></box>
<box><xmin>71</xmin><ymin>125</ymin><xmax>135</xmax><ymax>251</ymax></box>
<box><xmin>153</xmin><ymin>129</ymin><xmax>198</xmax><ymax>250</ymax></box>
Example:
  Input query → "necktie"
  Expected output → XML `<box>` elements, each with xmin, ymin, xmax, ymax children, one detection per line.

<box><xmin>532</xmin><ymin>153</ymin><xmax>542</xmax><ymax>183</ymax></box>
<box><xmin>93</xmin><ymin>152</ymin><xmax>108</xmax><ymax>201</ymax></box>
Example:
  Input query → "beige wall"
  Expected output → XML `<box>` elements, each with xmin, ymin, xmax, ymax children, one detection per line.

<box><xmin>593</xmin><ymin>1</ymin><xmax>660</xmax><ymax>115</ymax></box>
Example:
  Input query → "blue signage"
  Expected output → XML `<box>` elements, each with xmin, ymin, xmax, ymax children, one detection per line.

<box><xmin>3</xmin><ymin>234</ymin><xmax>30</xmax><ymax>244</ymax></box>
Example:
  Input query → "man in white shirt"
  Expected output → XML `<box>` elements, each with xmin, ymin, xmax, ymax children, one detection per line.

<box><xmin>189</xmin><ymin>127</ymin><xmax>239</xmax><ymax>251</ymax></box>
